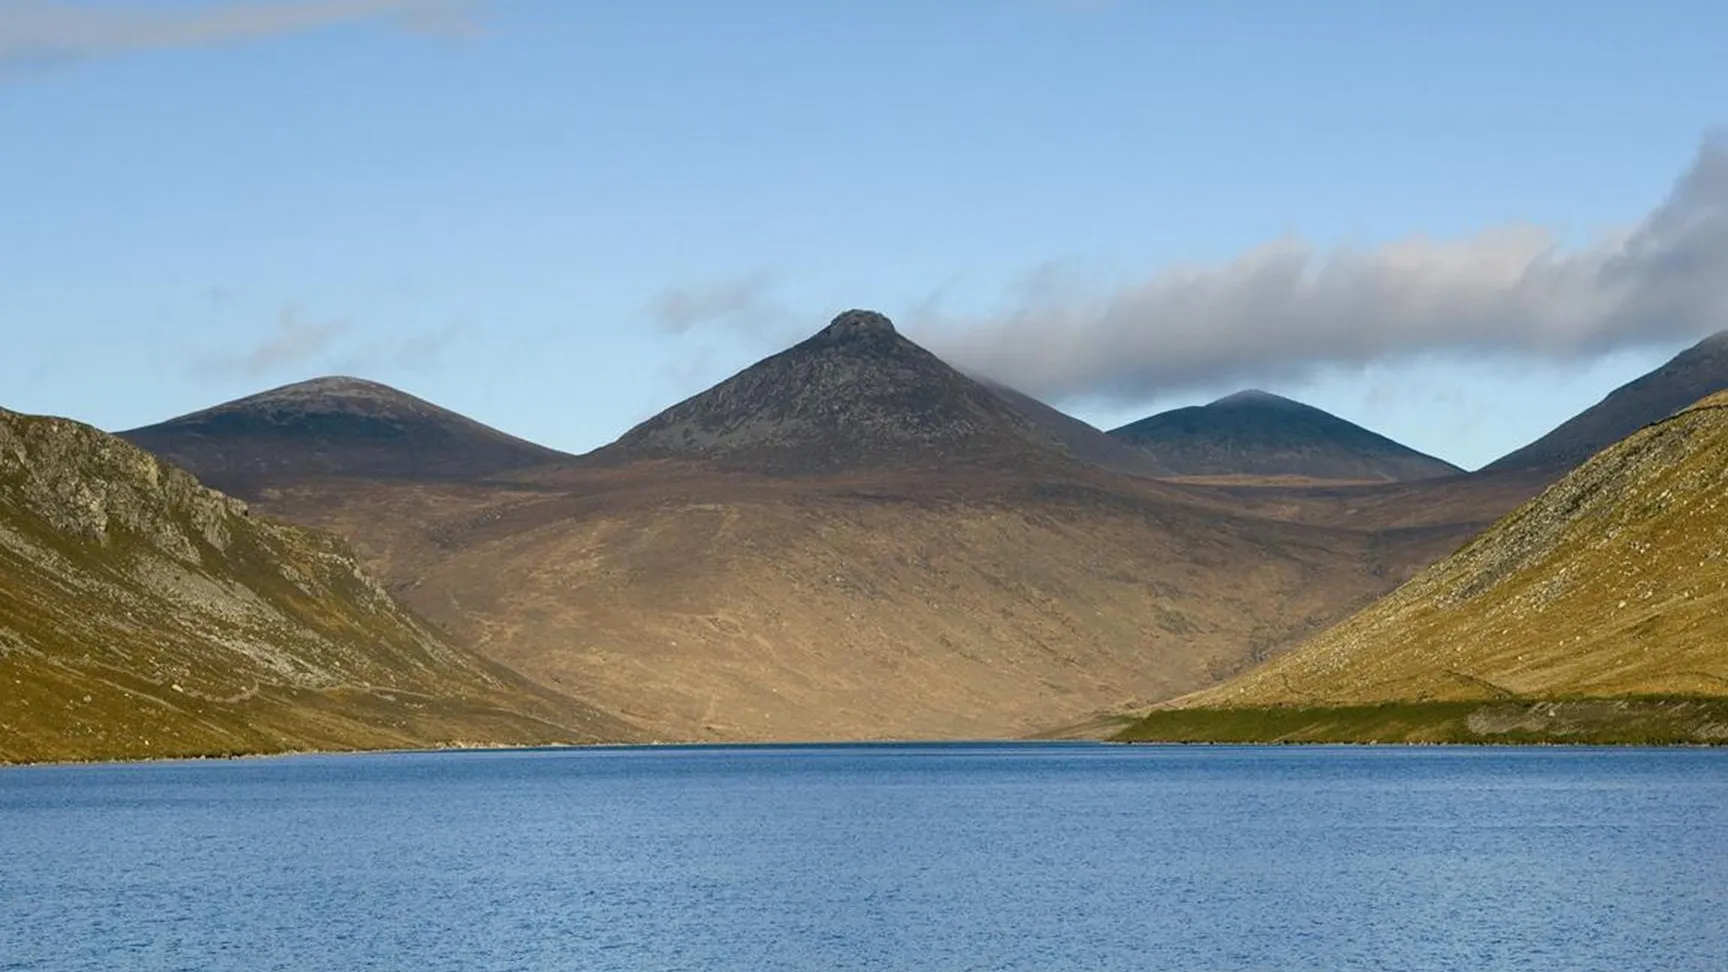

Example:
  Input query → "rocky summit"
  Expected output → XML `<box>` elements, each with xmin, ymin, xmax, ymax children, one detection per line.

<box><xmin>1108</xmin><ymin>389</ymin><xmax>1462</xmax><ymax>484</ymax></box>
<box><xmin>0</xmin><ymin>407</ymin><xmax>635</xmax><ymax>763</ymax></box>
<box><xmin>600</xmin><ymin>309</ymin><xmax>1074</xmax><ymax>473</ymax></box>
<box><xmin>120</xmin><ymin>376</ymin><xmax>567</xmax><ymax>496</ymax></box>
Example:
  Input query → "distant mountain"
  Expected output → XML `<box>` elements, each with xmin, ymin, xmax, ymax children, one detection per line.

<box><xmin>0</xmin><ymin>407</ymin><xmax>636</xmax><ymax>764</ymax></box>
<box><xmin>120</xmin><ymin>376</ymin><xmax>567</xmax><ymax>496</ymax></box>
<box><xmin>1107</xmin><ymin>390</ymin><xmax>1461</xmax><ymax>483</ymax></box>
<box><xmin>599</xmin><ymin>310</ymin><xmax>1073</xmax><ymax>473</ymax></box>
<box><xmin>1486</xmin><ymin>330</ymin><xmax>1728</xmax><ymax>474</ymax></box>
<box><xmin>1126</xmin><ymin>390</ymin><xmax>1728</xmax><ymax>744</ymax></box>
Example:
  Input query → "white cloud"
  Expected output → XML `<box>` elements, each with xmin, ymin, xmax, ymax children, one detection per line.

<box><xmin>921</xmin><ymin>132</ymin><xmax>1728</xmax><ymax>403</ymax></box>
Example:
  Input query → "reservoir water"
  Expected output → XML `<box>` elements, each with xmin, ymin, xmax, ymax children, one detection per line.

<box><xmin>2</xmin><ymin>743</ymin><xmax>1724</xmax><ymax>971</ymax></box>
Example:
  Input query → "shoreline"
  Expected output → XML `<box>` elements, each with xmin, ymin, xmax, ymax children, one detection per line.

<box><xmin>7</xmin><ymin>729</ymin><xmax>1728</xmax><ymax>770</ymax></box>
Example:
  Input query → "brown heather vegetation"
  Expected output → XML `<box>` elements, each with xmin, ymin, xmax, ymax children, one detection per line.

<box><xmin>256</xmin><ymin>461</ymin><xmax>1480</xmax><ymax>741</ymax></box>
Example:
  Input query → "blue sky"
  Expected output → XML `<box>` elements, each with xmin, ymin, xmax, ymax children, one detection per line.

<box><xmin>3</xmin><ymin>0</ymin><xmax>1726</xmax><ymax>469</ymax></box>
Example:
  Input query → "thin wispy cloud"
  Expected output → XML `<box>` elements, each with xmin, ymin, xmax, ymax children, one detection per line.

<box><xmin>335</xmin><ymin>320</ymin><xmax>469</xmax><ymax>375</ymax></box>
<box><xmin>646</xmin><ymin>269</ymin><xmax>788</xmax><ymax>335</ymax></box>
<box><xmin>0</xmin><ymin>0</ymin><xmax>478</xmax><ymax>73</ymax></box>
<box><xmin>922</xmin><ymin>132</ymin><xmax>1728</xmax><ymax>404</ymax></box>
<box><xmin>198</xmin><ymin>306</ymin><xmax>351</xmax><ymax>379</ymax></box>
<box><xmin>197</xmin><ymin>306</ymin><xmax>467</xmax><ymax>380</ymax></box>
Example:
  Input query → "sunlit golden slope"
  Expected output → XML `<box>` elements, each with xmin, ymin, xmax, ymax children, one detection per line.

<box><xmin>1178</xmin><ymin>391</ymin><xmax>1728</xmax><ymax>709</ymax></box>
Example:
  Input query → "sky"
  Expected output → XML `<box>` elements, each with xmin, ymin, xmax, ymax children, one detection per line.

<box><xmin>3</xmin><ymin>0</ymin><xmax>1727</xmax><ymax>470</ymax></box>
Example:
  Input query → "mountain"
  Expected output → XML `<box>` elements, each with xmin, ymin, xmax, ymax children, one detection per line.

<box><xmin>119</xmin><ymin>376</ymin><xmax>568</xmax><ymax>497</ymax></box>
<box><xmin>1486</xmin><ymin>330</ymin><xmax>1728</xmax><ymax>474</ymax></box>
<box><xmin>0</xmin><ymin>407</ymin><xmax>636</xmax><ymax>764</ymax></box>
<box><xmin>234</xmin><ymin>311</ymin><xmax>1478</xmax><ymax>741</ymax></box>
<box><xmin>1108</xmin><ymin>390</ymin><xmax>1462</xmax><ymax>483</ymax></box>
<box><xmin>599</xmin><ymin>310</ymin><xmax>1075</xmax><ymax>474</ymax></box>
<box><xmin>1120</xmin><ymin>390</ymin><xmax>1728</xmax><ymax>744</ymax></box>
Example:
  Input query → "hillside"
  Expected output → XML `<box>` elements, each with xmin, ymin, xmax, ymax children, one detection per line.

<box><xmin>1120</xmin><ymin>391</ymin><xmax>1728</xmax><ymax>744</ymax></box>
<box><xmin>0</xmin><ymin>407</ymin><xmax>636</xmax><ymax>764</ymax></box>
<box><xmin>120</xmin><ymin>376</ymin><xmax>568</xmax><ymax>497</ymax></box>
<box><xmin>1486</xmin><ymin>330</ymin><xmax>1728</xmax><ymax>474</ymax></box>
<box><xmin>1108</xmin><ymin>390</ymin><xmax>1462</xmax><ymax>484</ymax></box>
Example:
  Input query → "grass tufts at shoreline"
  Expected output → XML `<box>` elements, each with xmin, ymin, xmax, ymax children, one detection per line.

<box><xmin>1113</xmin><ymin>697</ymin><xmax>1728</xmax><ymax>745</ymax></box>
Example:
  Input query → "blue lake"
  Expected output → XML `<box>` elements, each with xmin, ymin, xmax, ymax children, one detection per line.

<box><xmin>2</xmin><ymin>743</ymin><xmax>1724</xmax><ymax>971</ymax></box>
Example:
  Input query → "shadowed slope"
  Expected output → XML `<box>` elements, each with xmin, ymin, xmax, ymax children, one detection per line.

<box><xmin>1109</xmin><ymin>390</ymin><xmax>1462</xmax><ymax>483</ymax></box>
<box><xmin>0</xmin><ymin>407</ymin><xmax>636</xmax><ymax>763</ymax></box>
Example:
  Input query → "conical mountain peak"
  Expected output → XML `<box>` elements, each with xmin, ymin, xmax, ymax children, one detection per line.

<box><xmin>601</xmin><ymin>309</ymin><xmax>1072</xmax><ymax>473</ymax></box>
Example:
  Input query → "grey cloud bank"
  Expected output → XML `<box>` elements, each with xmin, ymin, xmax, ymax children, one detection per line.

<box><xmin>921</xmin><ymin>134</ymin><xmax>1728</xmax><ymax>403</ymax></box>
<box><xmin>0</xmin><ymin>0</ymin><xmax>475</xmax><ymax>69</ymax></box>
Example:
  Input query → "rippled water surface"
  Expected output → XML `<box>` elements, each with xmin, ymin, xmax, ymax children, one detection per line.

<box><xmin>2</xmin><ymin>743</ymin><xmax>1724</xmax><ymax>971</ymax></box>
